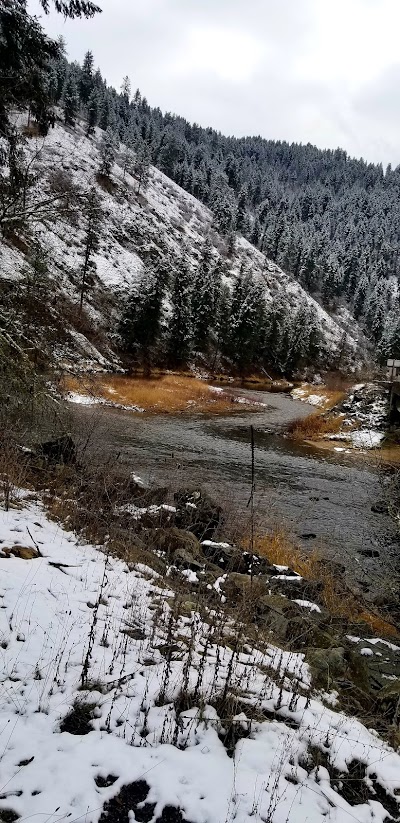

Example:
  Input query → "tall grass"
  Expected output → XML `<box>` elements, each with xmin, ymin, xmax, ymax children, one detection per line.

<box><xmin>287</xmin><ymin>413</ymin><xmax>344</xmax><ymax>440</ymax></box>
<box><xmin>252</xmin><ymin>531</ymin><xmax>397</xmax><ymax>636</ymax></box>
<box><xmin>64</xmin><ymin>374</ymin><xmax>252</xmax><ymax>414</ymax></box>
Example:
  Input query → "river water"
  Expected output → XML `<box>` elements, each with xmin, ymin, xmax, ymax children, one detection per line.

<box><xmin>72</xmin><ymin>389</ymin><xmax>399</xmax><ymax>596</ymax></box>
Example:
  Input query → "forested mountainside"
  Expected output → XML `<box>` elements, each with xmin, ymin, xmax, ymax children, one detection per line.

<box><xmin>0</xmin><ymin>1</ymin><xmax>397</xmax><ymax>376</ymax></box>
<box><xmin>1</xmin><ymin>120</ymin><xmax>356</xmax><ymax>376</ymax></box>
<box><xmin>47</xmin><ymin>48</ymin><xmax>400</xmax><ymax>360</ymax></box>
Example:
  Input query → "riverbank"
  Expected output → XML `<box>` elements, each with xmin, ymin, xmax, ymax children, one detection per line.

<box><xmin>66</xmin><ymin>390</ymin><xmax>400</xmax><ymax>601</ymax></box>
<box><xmin>289</xmin><ymin>381</ymin><xmax>390</xmax><ymax>453</ymax></box>
<box><xmin>63</xmin><ymin>373</ymin><xmax>268</xmax><ymax>415</ymax></box>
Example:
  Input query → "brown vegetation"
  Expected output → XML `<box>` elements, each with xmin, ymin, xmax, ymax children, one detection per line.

<box><xmin>251</xmin><ymin>531</ymin><xmax>398</xmax><ymax>636</ymax></box>
<box><xmin>63</xmin><ymin>373</ymin><xmax>260</xmax><ymax>414</ymax></box>
<box><xmin>287</xmin><ymin>412</ymin><xmax>345</xmax><ymax>440</ymax></box>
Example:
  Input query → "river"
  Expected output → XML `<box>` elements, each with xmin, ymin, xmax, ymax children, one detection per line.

<box><xmin>71</xmin><ymin>389</ymin><xmax>399</xmax><ymax>597</ymax></box>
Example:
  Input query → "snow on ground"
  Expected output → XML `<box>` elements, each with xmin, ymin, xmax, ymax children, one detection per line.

<box><xmin>65</xmin><ymin>389</ymin><xmax>144</xmax><ymax>413</ymax></box>
<box><xmin>292</xmin><ymin>386</ymin><xmax>328</xmax><ymax>406</ymax></box>
<box><xmin>0</xmin><ymin>496</ymin><xmax>400</xmax><ymax>822</ymax></box>
<box><xmin>350</xmin><ymin>430</ymin><xmax>385</xmax><ymax>449</ymax></box>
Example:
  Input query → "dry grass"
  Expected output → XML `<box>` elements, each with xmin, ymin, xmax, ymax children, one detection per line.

<box><xmin>287</xmin><ymin>413</ymin><xmax>345</xmax><ymax>440</ymax></box>
<box><xmin>63</xmin><ymin>373</ymin><xmax>257</xmax><ymax>415</ymax></box>
<box><xmin>250</xmin><ymin>531</ymin><xmax>398</xmax><ymax>637</ymax></box>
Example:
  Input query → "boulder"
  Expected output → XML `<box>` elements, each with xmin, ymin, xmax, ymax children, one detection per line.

<box><xmin>371</xmin><ymin>500</ymin><xmax>389</xmax><ymax>514</ymax></box>
<box><xmin>307</xmin><ymin>647</ymin><xmax>347</xmax><ymax>687</ymax></box>
<box><xmin>145</xmin><ymin>528</ymin><xmax>202</xmax><ymax>567</ymax></box>
<box><xmin>256</xmin><ymin>594</ymin><xmax>305</xmax><ymax>640</ymax></box>
<box><xmin>201</xmin><ymin>541</ymin><xmax>249</xmax><ymax>572</ymax></box>
<box><xmin>1</xmin><ymin>546</ymin><xmax>40</xmax><ymax>560</ymax></box>
<box><xmin>172</xmin><ymin>546</ymin><xmax>204</xmax><ymax>573</ymax></box>
<box><xmin>269</xmin><ymin>575</ymin><xmax>324</xmax><ymax>605</ymax></box>
<box><xmin>222</xmin><ymin>572</ymin><xmax>266</xmax><ymax>602</ymax></box>
<box><xmin>174</xmin><ymin>490</ymin><xmax>222</xmax><ymax>541</ymax></box>
<box><xmin>37</xmin><ymin>434</ymin><xmax>76</xmax><ymax>465</ymax></box>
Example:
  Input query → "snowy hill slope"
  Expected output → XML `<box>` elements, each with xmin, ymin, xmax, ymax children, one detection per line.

<box><xmin>0</xmin><ymin>120</ymin><xmax>362</xmax><ymax>371</ymax></box>
<box><xmin>1</xmin><ymin>493</ymin><xmax>399</xmax><ymax>823</ymax></box>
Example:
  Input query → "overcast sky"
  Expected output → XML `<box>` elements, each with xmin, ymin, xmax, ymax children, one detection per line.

<box><xmin>29</xmin><ymin>0</ymin><xmax>400</xmax><ymax>166</ymax></box>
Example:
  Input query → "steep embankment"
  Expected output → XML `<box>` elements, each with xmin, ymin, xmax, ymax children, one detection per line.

<box><xmin>0</xmin><ymin>120</ymin><xmax>363</xmax><ymax>373</ymax></box>
<box><xmin>0</xmin><ymin>485</ymin><xmax>399</xmax><ymax>823</ymax></box>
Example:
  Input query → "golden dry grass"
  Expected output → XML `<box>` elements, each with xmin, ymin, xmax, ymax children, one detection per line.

<box><xmin>64</xmin><ymin>373</ymin><xmax>255</xmax><ymax>415</ymax></box>
<box><xmin>249</xmin><ymin>531</ymin><xmax>397</xmax><ymax>636</ymax></box>
<box><xmin>287</xmin><ymin>413</ymin><xmax>345</xmax><ymax>440</ymax></box>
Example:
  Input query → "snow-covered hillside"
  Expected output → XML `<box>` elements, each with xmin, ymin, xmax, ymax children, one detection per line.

<box><xmin>0</xmin><ymin>120</ymin><xmax>362</xmax><ymax>371</ymax></box>
<box><xmin>1</xmin><ymin>493</ymin><xmax>399</xmax><ymax>823</ymax></box>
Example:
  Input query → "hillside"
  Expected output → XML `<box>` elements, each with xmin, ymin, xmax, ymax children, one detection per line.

<box><xmin>42</xmin><ymin>46</ymin><xmax>400</xmax><ymax>363</ymax></box>
<box><xmin>0</xmin><ymin>118</ymin><xmax>363</xmax><ymax>375</ymax></box>
<box><xmin>1</xmin><ymin>475</ymin><xmax>400</xmax><ymax>823</ymax></box>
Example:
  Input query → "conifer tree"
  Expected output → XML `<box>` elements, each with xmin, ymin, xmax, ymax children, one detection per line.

<box><xmin>79</xmin><ymin>186</ymin><xmax>102</xmax><ymax>311</ymax></box>
<box><xmin>168</xmin><ymin>263</ymin><xmax>193</xmax><ymax>365</ymax></box>
<box><xmin>119</xmin><ymin>268</ymin><xmax>165</xmax><ymax>373</ymax></box>
<box><xmin>236</xmin><ymin>184</ymin><xmax>248</xmax><ymax>233</ymax></box>
<box><xmin>86</xmin><ymin>89</ymin><xmax>99</xmax><ymax>135</ymax></box>
<box><xmin>192</xmin><ymin>240</ymin><xmax>219</xmax><ymax>351</ymax></box>
<box><xmin>80</xmin><ymin>50</ymin><xmax>94</xmax><ymax>106</ymax></box>
<box><xmin>227</xmin><ymin>269</ymin><xmax>264</xmax><ymax>372</ymax></box>
<box><xmin>99</xmin><ymin>127</ymin><xmax>117</xmax><ymax>178</ymax></box>
<box><xmin>134</xmin><ymin>142</ymin><xmax>151</xmax><ymax>193</ymax></box>
<box><xmin>63</xmin><ymin>72</ymin><xmax>79</xmax><ymax>126</ymax></box>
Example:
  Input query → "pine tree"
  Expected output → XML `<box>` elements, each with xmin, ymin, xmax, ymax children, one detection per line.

<box><xmin>99</xmin><ymin>127</ymin><xmax>117</xmax><ymax>179</ymax></box>
<box><xmin>236</xmin><ymin>184</ymin><xmax>248</xmax><ymax>233</ymax></box>
<box><xmin>79</xmin><ymin>187</ymin><xmax>102</xmax><ymax>311</ymax></box>
<box><xmin>63</xmin><ymin>72</ymin><xmax>79</xmax><ymax>127</ymax></box>
<box><xmin>120</xmin><ymin>76</ymin><xmax>131</xmax><ymax>100</ymax></box>
<box><xmin>40</xmin><ymin>1</ymin><xmax>101</xmax><ymax>18</ymax></box>
<box><xmin>119</xmin><ymin>268</ymin><xmax>165</xmax><ymax>373</ymax></box>
<box><xmin>212</xmin><ymin>186</ymin><xmax>236</xmax><ymax>235</ymax></box>
<box><xmin>80</xmin><ymin>50</ymin><xmax>94</xmax><ymax>106</ymax></box>
<box><xmin>227</xmin><ymin>269</ymin><xmax>265</xmax><ymax>372</ymax></box>
<box><xmin>353</xmin><ymin>275</ymin><xmax>369</xmax><ymax>319</ymax></box>
<box><xmin>168</xmin><ymin>263</ymin><xmax>193</xmax><ymax>365</ymax></box>
<box><xmin>192</xmin><ymin>240</ymin><xmax>219</xmax><ymax>351</ymax></box>
<box><xmin>0</xmin><ymin>0</ymin><xmax>60</xmax><ymax>136</ymax></box>
<box><xmin>134</xmin><ymin>142</ymin><xmax>151</xmax><ymax>193</ymax></box>
<box><xmin>86</xmin><ymin>89</ymin><xmax>99</xmax><ymax>135</ymax></box>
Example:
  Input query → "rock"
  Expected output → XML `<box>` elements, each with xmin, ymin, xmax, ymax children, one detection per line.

<box><xmin>371</xmin><ymin>501</ymin><xmax>389</xmax><ymax>514</ymax></box>
<box><xmin>37</xmin><ymin>434</ymin><xmax>76</xmax><ymax>465</ymax></box>
<box><xmin>174</xmin><ymin>490</ymin><xmax>222</xmax><ymax>541</ymax></box>
<box><xmin>171</xmin><ymin>546</ymin><xmax>204</xmax><ymax>573</ymax></box>
<box><xmin>307</xmin><ymin>647</ymin><xmax>347</xmax><ymax>687</ymax></box>
<box><xmin>299</xmin><ymin>533</ymin><xmax>317</xmax><ymax>540</ymax></box>
<box><xmin>1</xmin><ymin>546</ymin><xmax>40</xmax><ymax>560</ymax></box>
<box><xmin>284</xmin><ymin>616</ymin><xmax>327</xmax><ymax>649</ymax></box>
<box><xmin>180</xmin><ymin>600</ymin><xmax>198</xmax><ymax>616</ymax></box>
<box><xmin>269</xmin><ymin>575</ymin><xmax>324</xmax><ymax>605</ymax></box>
<box><xmin>222</xmin><ymin>572</ymin><xmax>266</xmax><ymax>603</ymax></box>
<box><xmin>358</xmin><ymin>548</ymin><xmax>380</xmax><ymax>558</ymax></box>
<box><xmin>201</xmin><ymin>540</ymin><xmax>245</xmax><ymax>572</ymax></box>
<box><xmin>120</xmin><ymin>627</ymin><xmax>146</xmax><ymax>641</ymax></box>
<box><xmin>145</xmin><ymin>527</ymin><xmax>202</xmax><ymax>564</ymax></box>
<box><xmin>257</xmin><ymin>595</ymin><xmax>305</xmax><ymax>640</ymax></box>
<box><xmin>241</xmin><ymin>551</ymin><xmax>277</xmax><ymax>576</ymax></box>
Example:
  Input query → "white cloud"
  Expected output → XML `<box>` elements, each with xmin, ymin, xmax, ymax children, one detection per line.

<box><xmin>28</xmin><ymin>0</ymin><xmax>400</xmax><ymax>165</ymax></box>
<box><xmin>170</xmin><ymin>26</ymin><xmax>266</xmax><ymax>85</ymax></box>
